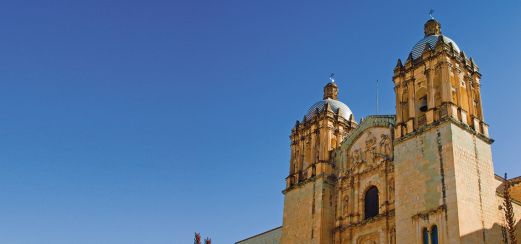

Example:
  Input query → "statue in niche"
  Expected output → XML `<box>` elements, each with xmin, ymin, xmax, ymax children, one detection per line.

<box><xmin>352</xmin><ymin>148</ymin><xmax>363</xmax><ymax>164</ymax></box>
<box><xmin>379</xmin><ymin>134</ymin><xmax>392</xmax><ymax>158</ymax></box>
<box><xmin>342</xmin><ymin>195</ymin><xmax>349</xmax><ymax>216</ymax></box>
<box><xmin>365</xmin><ymin>132</ymin><xmax>377</xmax><ymax>165</ymax></box>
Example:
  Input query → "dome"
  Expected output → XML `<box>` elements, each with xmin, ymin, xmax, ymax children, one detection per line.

<box><xmin>305</xmin><ymin>98</ymin><xmax>353</xmax><ymax>121</ymax></box>
<box><xmin>411</xmin><ymin>34</ymin><xmax>460</xmax><ymax>60</ymax></box>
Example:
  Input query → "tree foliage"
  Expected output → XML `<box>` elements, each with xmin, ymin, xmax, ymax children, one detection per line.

<box><xmin>503</xmin><ymin>173</ymin><xmax>518</xmax><ymax>244</ymax></box>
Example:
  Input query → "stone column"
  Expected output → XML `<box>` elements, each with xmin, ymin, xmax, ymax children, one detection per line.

<box><xmin>394</xmin><ymin>81</ymin><xmax>404</xmax><ymax>138</ymax></box>
<box><xmin>455</xmin><ymin>72</ymin><xmax>462</xmax><ymax>107</ymax></box>
<box><xmin>425</xmin><ymin>68</ymin><xmax>435</xmax><ymax>124</ymax></box>
<box><xmin>407</xmin><ymin>78</ymin><xmax>416</xmax><ymax>133</ymax></box>
<box><xmin>440</xmin><ymin>62</ymin><xmax>450</xmax><ymax>103</ymax></box>
<box><xmin>473</xmin><ymin>74</ymin><xmax>484</xmax><ymax>121</ymax></box>
<box><xmin>465</xmin><ymin>73</ymin><xmax>474</xmax><ymax>120</ymax></box>
<box><xmin>395</xmin><ymin>85</ymin><xmax>402</xmax><ymax>123</ymax></box>
<box><xmin>353</xmin><ymin>176</ymin><xmax>360</xmax><ymax>222</ymax></box>
<box><xmin>440</xmin><ymin>61</ymin><xmax>457</xmax><ymax>119</ymax></box>
<box><xmin>289</xmin><ymin>141</ymin><xmax>295</xmax><ymax>175</ymax></box>
<box><xmin>299</xmin><ymin>133</ymin><xmax>305</xmax><ymax>179</ymax></box>
<box><xmin>455</xmin><ymin>69</ymin><xmax>466</xmax><ymax>123</ymax></box>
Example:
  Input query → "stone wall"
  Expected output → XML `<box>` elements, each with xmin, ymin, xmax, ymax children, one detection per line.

<box><xmin>281</xmin><ymin>177</ymin><xmax>335</xmax><ymax>244</ymax></box>
<box><xmin>451</xmin><ymin>123</ymin><xmax>499</xmax><ymax>244</ymax></box>
<box><xmin>394</xmin><ymin>121</ymin><xmax>455</xmax><ymax>244</ymax></box>
<box><xmin>394</xmin><ymin>120</ymin><xmax>517</xmax><ymax>244</ymax></box>
<box><xmin>332</xmin><ymin>116</ymin><xmax>396</xmax><ymax>244</ymax></box>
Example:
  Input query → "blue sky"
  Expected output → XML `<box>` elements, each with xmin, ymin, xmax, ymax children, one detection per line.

<box><xmin>0</xmin><ymin>1</ymin><xmax>520</xmax><ymax>243</ymax></box>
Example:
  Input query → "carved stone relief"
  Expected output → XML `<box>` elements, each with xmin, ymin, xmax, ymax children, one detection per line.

<box><xmin>379</xmin><ymin>134</ymin><xmax>392</xmax><ymax>158</ymax></box>
<box><xmin>357</xmin><ymin>232</ymin><xmax>380</xmax><ymax>244</ymax></box>
<box><xmin>343</xmin><ymin>127</ymin><xmax>393</xmax><ymax>173</ymax></box>
<box><xmin>365</xmin><ymin>131</ymin><xmax>377</xmax><ymax>165</ymax></box>
<box><xmin>343</xmin><ymin>195</ymin><xmax>349</xmax><ymax>217</ymax></box>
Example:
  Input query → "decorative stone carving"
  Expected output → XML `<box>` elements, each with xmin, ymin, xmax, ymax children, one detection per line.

<box><xmin>352</xmin><ymin>148</ymin><xmax>363</xmax><ymax>164</ymax></box>
<box><xmin>365</xmin><ymin>132</ymin><xmax>377</xmax><ymax>165</ymax></box>
<box><xmin>357</xmin><ymin>232</ymin><xmax>379</xmax><ymax>244</ymax></box>
<box><xmin>379</xmin><ymin>134</ymin><xmax>392</xmax><ymax>158</ymax></box>
<box><xmin>389</xmin><ymin>179</ymin><xmax>395</xmax><ymax>195</ymax></box>
<box><xmin>343</xmin><ymin>195</ymin><xmax>349</xmax><ymax>216</ymax></box>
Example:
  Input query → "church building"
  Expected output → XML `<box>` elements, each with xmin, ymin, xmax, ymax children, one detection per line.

<box><xmin>236</xmin><ymin>18</ymin><xmax>521</xmax><ymax>244</ymax></box>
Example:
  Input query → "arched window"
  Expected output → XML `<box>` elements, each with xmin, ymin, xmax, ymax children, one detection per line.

<box><xmin>431</xmin><ymin>225</ymin><xmax>438</xmax><ymax>244</ymax></box>
<box><xmin>422</xmin><ymin>228</ymin><xmax>429</xmax><ymax>244</ymax></box>
<box><xmin>419</xmin><ymin>95</ymin><xmax>428</xmax><ymax>112</ymax></box>
<box><xmin>364</xmin><ymin>186</ymin><xmax>379</xmax><ymax>219</ymax></box>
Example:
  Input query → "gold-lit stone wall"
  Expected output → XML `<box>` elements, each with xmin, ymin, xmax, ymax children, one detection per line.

<box><xmin>393</xmin><ymin>120</ymin><xmax>506</xmax><ymax>244</ymax></box>
<box><xmin>272</xmin><ymin>19</ymin><xmax>521</xmax><ymax>244</ymax></box>
<box><xmin>391</xmin><ymin>18</ymin><xmax>501</xmax><ymax>244</ymax></box>
<box><xmin>451</xmin><ymin>123</ymin><xmax>500</xmax><ymax>243</ymax></box>
<box><xmin>281</xmin><ymin>177</ymin><xmax>336</xmax><ymax>244</ymax></box>
<box><xmin>393</xmin><ymin>20</ymin><xmax>487</xmax><ymax>140</ymax></box>
<box><xmin>281</xmin><ymin>82</ymin><xmax>356</xmax><ymax>244</ymax></box>
<box><xmin>332</xmin><ymin>116</ymin><xmax>396</xmax><ymax>244</ymax></box>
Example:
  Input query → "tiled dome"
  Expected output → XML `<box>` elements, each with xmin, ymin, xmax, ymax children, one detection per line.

<box><xmin>411</xmin><ymin>35</ymin><xmax>460</xmax><ymax>60</ymax></box>
<box><xmin>305</xmin><ymin>98</ymin><xmax>353</xmax><ymax>121</ymax></box>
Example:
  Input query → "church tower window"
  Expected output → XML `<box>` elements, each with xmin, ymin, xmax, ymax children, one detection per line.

<box><xmin>364</xmin><ymin>186</ymin><xmax>379</xmax><ymax>219</ymax></box>
<box><xmin>419</xmin><ymin>95</ymin><xmax>428</xmax><ymax>112</ymax></box>
<box><xmin>431</xmin><ymin>225</ymin><xmax>438</xmax><ymax>244</ymax></box>
<box><xmin>422</xmin><ymin>228</ymin><xmax>429</xmax><ymax>244</ymax></box>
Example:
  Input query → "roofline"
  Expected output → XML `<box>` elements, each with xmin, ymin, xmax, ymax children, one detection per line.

<box><xmin>495</xmin><ymin>174</ymin><xmax>506</xmax><ymax>181</ymax></box>
<box><xmin>235</xmin><ymin>226</ymin><xmax>282</xmax><ymax>244</ymax></box>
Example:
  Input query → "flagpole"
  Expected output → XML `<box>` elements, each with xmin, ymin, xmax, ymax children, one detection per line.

<box><xmin>376</xmin><ymin>80</ymin><xmax>379</xmax><ymax>114</ymax></box>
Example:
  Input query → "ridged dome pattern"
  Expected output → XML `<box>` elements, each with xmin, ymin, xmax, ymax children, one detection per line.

<box><xmin>411</xmin><ymin>35</ymin><xmax>460</xmax><ymax>60</ymax></box>
<box><xmin>305</xmin><ymin>98</ymin><xmax>353</xmax><ymax>121</ymax></box>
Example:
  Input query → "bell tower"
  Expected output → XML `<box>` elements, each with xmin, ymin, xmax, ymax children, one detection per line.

<box><xmin>393</xmin><ymin>18</ymin><xmax>499</xmax><ymax>244</ymax></box>
<box><xmin>281</xmin><ymin>80</ymin><xmax>356</xmax><ymax>244</ymax></box>
<box><xmin>323</xmin><ymin>82</ymin><xmax>338</xmax><ymax>100</ymax></box>
<box><xmin>393</xmin><ymin>18</ymin><xmax>487</xmax><ymax>138</ymax></box>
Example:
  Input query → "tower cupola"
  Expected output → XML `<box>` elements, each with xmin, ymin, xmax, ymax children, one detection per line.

<box><xmin>323</xmin><ymin>82</ymin><xmax>338</xmax><ymax>100</ymax></box>
<box><xmin>424</xmin><ymin>19</ymin><xmax>441</xmax><ymax>36</ymax></box>
<box><xmin>393</xmin><ymin>18</ymin><xmax>488</xmax><ymax>139</ymax></box>
<box><xmin>286</xmin><ymin>78</ymin><xmax>356</xmax><ymax>191</ymax></box>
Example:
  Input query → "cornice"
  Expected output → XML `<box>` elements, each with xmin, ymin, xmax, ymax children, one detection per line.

<box><xmin>335</xmin><ymin>209</ymin><xmax>395</xmax><ymax>232</ymax></box>
<box><xmin>282</xmin><ymin>172</ymin><xmax>337</xmax><ymax>195</ymax></box>
<box><xmin>394</xmin><ymin>116</ymin><xmax>493</xmax><ymax>145</ymax></box>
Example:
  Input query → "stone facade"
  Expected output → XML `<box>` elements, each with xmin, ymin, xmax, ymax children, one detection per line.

<box><xmin>237</xmin><ymin>18</ymin><xmax>521</xmax><ymax>244</ymax></box>
<box><xmin>332</xmin><ymin>116</ymin><xmax>396</xmax><ymax>244</ymax></box>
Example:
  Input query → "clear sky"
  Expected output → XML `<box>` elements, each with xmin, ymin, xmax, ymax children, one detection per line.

<box><xmin>0</xmin><ymin>1</ymin><xmax>520</xmax><ymax>243</ymax></box>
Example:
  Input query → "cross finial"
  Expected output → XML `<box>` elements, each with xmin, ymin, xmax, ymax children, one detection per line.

<box><xmin>429</xmin><ymin>9</ymin><xmax>435</xmax><ymax>19</ymax></box>
<box><xmin>329</xmin><ymin>73</ymin><xmax>335</xmax><ymax>83</ymax></box>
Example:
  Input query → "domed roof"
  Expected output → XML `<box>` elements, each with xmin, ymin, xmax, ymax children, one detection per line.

<box><xmin>411</xmin><ymin>34</ymin><xmax>460</xmax><ymax>60</ymax></box>
<box><xmin>305</xmin><ymin>98</ymin><xmax>353</xmax><ymax>121</ymax></box>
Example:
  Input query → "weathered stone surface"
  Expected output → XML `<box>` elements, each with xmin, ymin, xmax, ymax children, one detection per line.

<box><xmin>239</xmin><ymin>18</ymin><xmax>521</xmax><ymax>244</ymax></box>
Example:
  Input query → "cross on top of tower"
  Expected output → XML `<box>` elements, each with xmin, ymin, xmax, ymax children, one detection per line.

<box><xmin>323</xmin><ymin>74</ymin><xmax>338</xmax><ymax>100</ymax></box>
<box><xmin>429</xmin><ymin>9</ymin><xmax>435</xmax><ymax>19</ymax></box>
